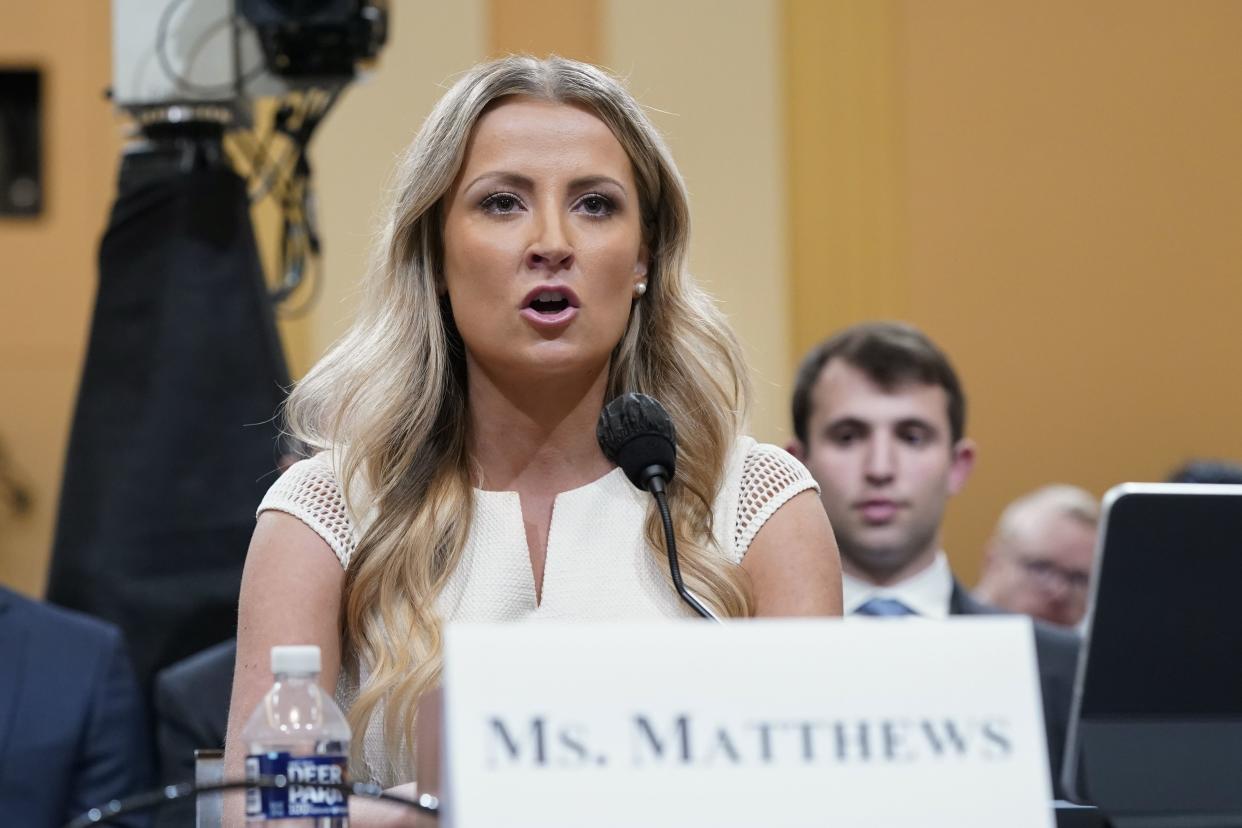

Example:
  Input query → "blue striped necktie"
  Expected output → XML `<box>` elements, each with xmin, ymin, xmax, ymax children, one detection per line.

<box><xmin>855</xmin><ymin>596</ymin><xmax>916</xmax><ymax>617</ymax></box>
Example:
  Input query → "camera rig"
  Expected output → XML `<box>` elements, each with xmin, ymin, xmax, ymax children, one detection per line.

<box><xmin>111</xmin><ymin>0</ymin><xmax>389</xmax><ymax>308</ymax></box>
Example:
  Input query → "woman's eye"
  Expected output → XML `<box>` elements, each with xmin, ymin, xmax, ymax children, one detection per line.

<box><xmin>576</xmin><ymin>194</ymin><xmax>614</xmax><ymax>216</ymax></box>
<box><xmin>481</xmin><ymin>193</ymin><xmax>523</xmax><ymax>214</ymax></box>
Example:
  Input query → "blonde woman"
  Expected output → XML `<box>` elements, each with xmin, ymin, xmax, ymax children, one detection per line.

<box><xmin>224</xmin><ymin>55</ymin><xmax>842</xmax><ymax>821</ymax></box>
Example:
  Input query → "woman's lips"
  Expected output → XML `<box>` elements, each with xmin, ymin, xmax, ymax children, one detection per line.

<box><xmin>519</xmin><ymin>305</ymin><xmax>579</xmax><ymax>328</ymax></box>
<box><xmin>518</xmin><ymin>283</ymin><xmax>581</xmax><ymax>330</ymax></box>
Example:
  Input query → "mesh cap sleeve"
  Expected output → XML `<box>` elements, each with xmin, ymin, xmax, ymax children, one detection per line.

<box><xmin>733</xmin><ymin>443</ymin><xmax>820</xmax><ymax>561</ymax></box>
<box><xmin>257</xmin><ymin>453</ymin><xmax>357</xmax><ymax>568</ymax></box>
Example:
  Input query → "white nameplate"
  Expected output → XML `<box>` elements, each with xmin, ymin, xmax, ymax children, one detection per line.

<box><xmin>442</xmin><ymin>618</ymin><xmax>1053</xmax><ymax>828</ymax></box>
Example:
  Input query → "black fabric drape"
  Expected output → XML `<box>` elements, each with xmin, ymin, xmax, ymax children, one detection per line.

<box><xmin>46</xmin><ymin>147</ymin><xmax>289</xmax><ymax>692</ymax></box>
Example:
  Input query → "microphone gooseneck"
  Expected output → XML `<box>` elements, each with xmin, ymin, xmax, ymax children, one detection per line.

<box><xmin>597</xmin><ymin>393</ymin><xmax>718</xmax><ymax>621</ymax></box>
<box><xmin>63</xmin><ymin>776</ymin><xmax>437</xmax><ymax>828</ymax></box>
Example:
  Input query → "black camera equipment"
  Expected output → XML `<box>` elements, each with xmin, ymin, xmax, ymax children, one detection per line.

<box><xmin>240</xmin><ymin>0</ymin><xmax>389</xmax><ymax>78</ymax></box>
<box><xmin>46</xmin><ymin>2</ymin><xmax>391</xmax><ymax>725</ymax></box>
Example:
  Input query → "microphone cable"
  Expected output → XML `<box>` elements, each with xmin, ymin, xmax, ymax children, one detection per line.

<box><xmin>63</xmin><ymin>775</ymin><xmax>438</xmax><ymax>828</ymax></box>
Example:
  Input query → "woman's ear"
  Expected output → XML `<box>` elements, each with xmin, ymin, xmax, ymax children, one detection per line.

<box><xmin>632</xmin><ymin>254</ymin><xmax>649</xmax><ymax>295</ymax></box>
<box><xmin>635</xmin><ymin>247</ymin><xmax>649</xmax><ymax>277</ymax></box>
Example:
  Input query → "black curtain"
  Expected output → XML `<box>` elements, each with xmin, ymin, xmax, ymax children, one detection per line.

<box><xmin>46</xmin><ymin>145</ymin><xmax>289</xmax><ymax>692</ymax></box>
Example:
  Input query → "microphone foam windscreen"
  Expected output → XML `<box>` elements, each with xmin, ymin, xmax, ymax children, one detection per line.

<box><xmin>596</xmin><ymin>393</ymin><xmax>677</xmax><ymax>489</ymax></box>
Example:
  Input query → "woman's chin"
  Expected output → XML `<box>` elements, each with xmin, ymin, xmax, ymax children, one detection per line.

<box><xmin>474</xmin><ymin>340</ymin><xmax>613</xmax><ymax>384</ymax></box>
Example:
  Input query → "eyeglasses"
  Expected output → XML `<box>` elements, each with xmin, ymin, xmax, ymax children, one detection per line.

<box><xmin>1016</xmin><ymin>557</ymin><xmax>1090</xmax><ymax>594</ymax></box>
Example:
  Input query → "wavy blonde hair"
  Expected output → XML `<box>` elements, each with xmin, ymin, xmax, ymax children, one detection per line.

<box><xmin>286</xmin><ymin>55</ymin><xmax>753</xmax><ymax>776</ymax></box>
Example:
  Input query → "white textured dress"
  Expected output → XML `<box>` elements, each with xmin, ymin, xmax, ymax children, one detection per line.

<box><xmin>257</xmin><ymin>435</ymin><xmax>816</xmax><ymax>786</ymax></box>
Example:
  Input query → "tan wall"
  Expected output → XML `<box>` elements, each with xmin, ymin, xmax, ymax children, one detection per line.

<box><xmin>904</xmin><ymin>0</ymin><xmax>1242</xmax><ymax>581</ymax></box>
<box><xmin>608</xmin><ymin>0</ymin><xmax>791</xmax><ymax>443</ymax></box>
<box><xmin>0</xmin><ymin>4</ymin><xmax>119</xmax><ymax>597</ymax></box>
<box><xmin>489</xmin><ymin>0</ymin><xmax>601</xmax><ymax>63</ymax></box>
<box><xmin>785</xmin><ymin>0</ymin><xmax>908</xmax><ymax>356</ymax></box>
<box><xmin>788</xmin><ymin>0</ymin><xmax>1242</xmax><ymax>582</ymax></box>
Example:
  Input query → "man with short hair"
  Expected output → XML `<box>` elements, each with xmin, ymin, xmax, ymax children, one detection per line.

<box><xmin>975</xmin><ymin>485</ymin><xmax>1099</xmax><ymax>628</ymax></box>
<box><xmin>788</xmin><ymin>320</ymin><xmax>1079</xmax><ymax>797</ymax></box>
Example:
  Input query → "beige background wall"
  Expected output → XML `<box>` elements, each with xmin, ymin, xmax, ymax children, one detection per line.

<box><xmin>786</xmin><ymin>1</ymin><xmax>908</xmax><ymax>350</ymax></box>
<box><xmin>0</xmin><ymin>4</ymin><xmax>119</xmax><ymax>596</ymax></box>
<box><xmin>5</xmin><ymin>1</ymin><xmax>1242</xmax><ymax>595</ymax></box>
<box><xmin>788</xmin><ymin>0</ymin><xmax>1242</xmax><ymax>581</ymax></box>
<box><xmin>607</xmin><ymin>0</ymin><xmax>791</xmax><ymax>442</ymax></box>
<box><xmin>904</xmin><ymin>0</ymin><xmax>1242</xmax><ymax>580</ymax></box>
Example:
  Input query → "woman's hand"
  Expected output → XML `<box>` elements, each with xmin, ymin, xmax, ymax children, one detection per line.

<box><xmin>349</xmin><ymin>782</ymin><xmax>428</xmax><ymax>827</ymax></box>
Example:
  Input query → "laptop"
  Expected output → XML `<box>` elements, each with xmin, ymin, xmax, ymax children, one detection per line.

<box><xmin>1062</xmin><ymin>483</ymin><xmax>1242</xmax><ymax>826</ymax></box>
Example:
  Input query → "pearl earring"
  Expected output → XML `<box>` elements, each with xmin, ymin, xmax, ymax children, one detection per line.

<box><xmin>634</xmin><ymin>282</ymin><xmax>647</xmax><ymax>297</ymax></box>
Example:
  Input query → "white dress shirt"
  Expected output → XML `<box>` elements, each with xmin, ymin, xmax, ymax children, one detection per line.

<box><xmin>842</xmin><ymin>550</ymin><xmax>954</xmax><ymax>620</ymax></box>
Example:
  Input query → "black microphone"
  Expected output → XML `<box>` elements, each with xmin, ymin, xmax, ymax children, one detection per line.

<box><xmin>597</xmin><ymin>393</ymin><xmax>718</xmax><ymax>621</ymax></box>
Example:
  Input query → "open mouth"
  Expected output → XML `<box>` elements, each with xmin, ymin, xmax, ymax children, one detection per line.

<box><xmin>519</xmin><ymin>285</ymin><xmax>580</xmax><ymax>329</ymax></box>
<box><xmin>528</xmin><ymin>290</ymin><xmax>572</xmax><ymax>315</ymax></box>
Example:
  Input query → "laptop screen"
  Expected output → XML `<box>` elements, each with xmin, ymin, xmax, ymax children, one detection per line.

<box><xmin>1078</xmin><ymin>484</ymin><xmax>1242</xmax><ymax>719</ymax></box>
<box><xmin>1064</xmin><ymin>483</ymin><xmax>1242</xmax><ymax>812</ymax></box>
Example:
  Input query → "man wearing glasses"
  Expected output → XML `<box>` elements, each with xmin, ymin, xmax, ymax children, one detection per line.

<box><xmin>974</xmin><ymin>485</ymin><xmax>1099</xmax><ymax>629</ymax></box>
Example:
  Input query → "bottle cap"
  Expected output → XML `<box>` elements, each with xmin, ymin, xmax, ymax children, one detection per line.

<box><xmin>271</xmin><ymin>645</ymin><xmax>321</xmax><ymax>675</ymax></box>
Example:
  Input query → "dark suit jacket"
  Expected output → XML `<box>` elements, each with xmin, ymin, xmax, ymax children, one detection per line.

<box><xmin>153</xmin><ymin>638</ymin><xmax>236</xmax><ymax>827</ymax></box>
<box><xmin>950</xmin><ymin>581</ymin><xmax>1080</xmax><ymax>800</ymax></box>
<box><xmin>0</xmin><ymin>586</ymin><xmax>151</xmax><ymax>827</ymax></box>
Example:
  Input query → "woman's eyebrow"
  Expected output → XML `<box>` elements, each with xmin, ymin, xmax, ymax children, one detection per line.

<box><xmin>463</xmin><ymin>172</ymin><xmax>628</xmax><ymax>194</ymax></box>
<box><xmin>568</xmin><ymin>175</ymin><xmax>627</xmax><ymax>194</ymax></box>
<box><xmin>463</xmin><ymin>171</ymin><xmax>534</xmax><ymax>191</ymax></box>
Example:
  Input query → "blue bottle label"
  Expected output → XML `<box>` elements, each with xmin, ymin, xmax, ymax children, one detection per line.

<box><xmin>245</xmin><ymin>752</ymin><xmax>349</xmax><ymax>819</ymax></box>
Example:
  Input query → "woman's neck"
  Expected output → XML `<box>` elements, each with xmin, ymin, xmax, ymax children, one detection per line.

<box><xmin>466</xmin><ymin>359</ymin><xmax>614</xmax><ymax>494</ymax></box>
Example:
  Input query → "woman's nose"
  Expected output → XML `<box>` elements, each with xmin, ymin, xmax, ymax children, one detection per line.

<box><xmin>526</xmin><ymin>212</ymin><xmax>574</xmax><ymax>273</ymax></box>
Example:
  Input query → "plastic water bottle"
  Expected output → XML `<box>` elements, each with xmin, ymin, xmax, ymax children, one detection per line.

<box><xmin>242</xmin><ymin>645</ymin><xmax>351</xmax><ymax>825</ymax></box>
